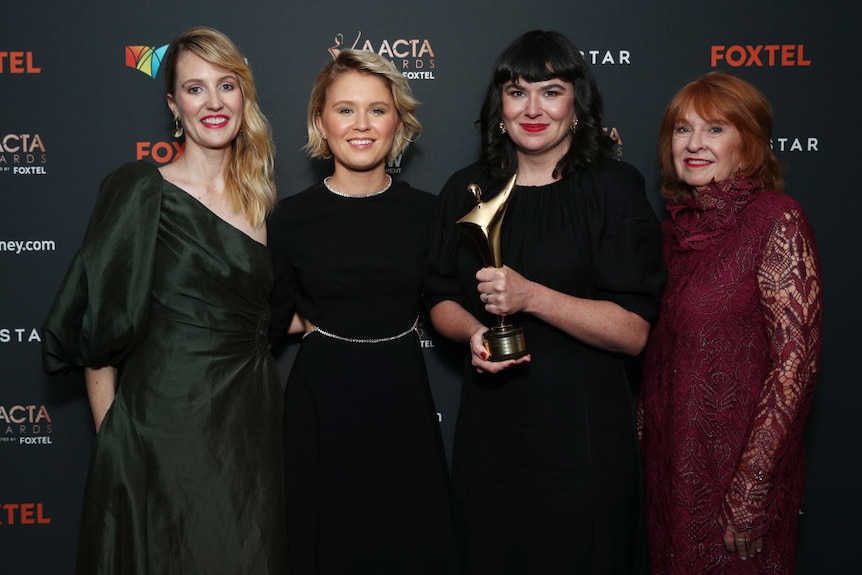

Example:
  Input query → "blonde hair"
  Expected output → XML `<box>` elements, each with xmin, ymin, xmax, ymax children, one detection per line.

<box><xmin>305</xmin><ymin>49</ymin><xmax>421</xmax><ymax>161</ymax></box>
<box><xmin>164</xmin><ymin>26</ymin><xmax>275</xmax><ymax>226</ymax></box>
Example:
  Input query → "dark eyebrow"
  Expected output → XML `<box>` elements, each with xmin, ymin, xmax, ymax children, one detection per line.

<box><xmin>504</xmin><ymin>80</ymin><xmax>568</xmax><ymax>91</ymax></box>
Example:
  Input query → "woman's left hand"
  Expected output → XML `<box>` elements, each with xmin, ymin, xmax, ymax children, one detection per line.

<box><xmin>476</xmin><ymin>265</ymin><xmax>532</xmax><ymax>316</ymax></box>
<box><xmin>468</xmin><ymin>325</ymin><xmax>531</xmax><ymax>373</ymax></box>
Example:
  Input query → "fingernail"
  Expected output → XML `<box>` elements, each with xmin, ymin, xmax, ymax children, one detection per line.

<box><xmin>480</xmin><ymin>352</ymin><xmax>488</xmax><ymax>360</ymax></box>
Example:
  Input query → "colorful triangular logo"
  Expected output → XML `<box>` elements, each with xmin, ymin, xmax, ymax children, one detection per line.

<box><xmin>125</xmin><ymin>45</ymin><xmax>169</xmax><ymax>78</ymax></box>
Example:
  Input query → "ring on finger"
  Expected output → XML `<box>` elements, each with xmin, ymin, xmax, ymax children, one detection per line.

<box><xmin>481</xmin><ymin>293</ymin><xmax>489</xmax><ymax>304</ymax></box>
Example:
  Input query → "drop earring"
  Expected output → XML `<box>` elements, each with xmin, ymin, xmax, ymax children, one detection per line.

<box><xmin>173</xmin><ymin>116</ymin><xmax>184</xmax><ymax>139</ymax></box>
<box><xmin>570</xmin><ymin>117</ymin><xmax>579</xmax><ymax>133</ymax></box>
<box><xmin>499</xmin><ymin>121</ymin><xmax>507</xmax><ymax>134</ymax></box>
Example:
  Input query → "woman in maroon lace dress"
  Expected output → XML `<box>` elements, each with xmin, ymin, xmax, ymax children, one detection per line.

<box><xmin>640</xmin><ymin>72</ymin><xmax>822</xmax><ymax>574</ymax></box>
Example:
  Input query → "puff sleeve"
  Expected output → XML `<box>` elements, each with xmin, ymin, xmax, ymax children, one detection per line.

<box><xmin>41</xmin><ymin>161</ymin><xmax>162</xmax><ymax>374</ymax></box>
<box><xmin>587</xmin><ymin>162</ymin><xmax>666</xmax><ymax>323</ymax></box>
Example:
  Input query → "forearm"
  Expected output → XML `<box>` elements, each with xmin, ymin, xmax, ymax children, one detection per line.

<box><xmin>85</xmin><ymin>366</ymin><xmax>117</xmax><ymax>433</ymax></box>
<box><xmin>524</xmin><ymin>280</ymin><xmax>649</xmax><ymax>355</ymax></box>
<box><xmin>737</xmin><ymin>366</ymin><xmax>817</xmax><ymax>484</ymax></box>
<box><xmin>724</xmin><ymin>361</ymin><xmax>818</xmax><ymax>535</ymax></box>
<box><xmin>429</xmin><ymin>300</ymin><xmax>486</xmax><ymax>345</ymax></box>
<box><xmin>725</xmin><ymin>207</ymin><xmax>822</xmax><ymax>533</ymax></box>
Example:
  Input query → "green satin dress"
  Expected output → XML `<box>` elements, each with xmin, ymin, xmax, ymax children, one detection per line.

<box><xmin>42</xmin><ymin>161</ymin><xmax>287</xmax><ymax>574</ymax></box>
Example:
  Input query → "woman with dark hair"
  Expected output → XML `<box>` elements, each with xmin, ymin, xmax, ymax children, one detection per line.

<box><xmin>640</xmin><ymin>71</ymin><xmax>822</xmax><ymax>574</ymax></box>
<box><xmin>268</xmin><ymin>50</ymin><xmax>460</xmax><ymax>574</ymax></box>
<box><xmin>41</xmin><ymin>26</ymin><xmax>287</xmax><ymax>574</ymax></box>
<box><xmin>425</xmin><ymin>30</ymin><xmax>665</xmax><ymax>573</ymax></box>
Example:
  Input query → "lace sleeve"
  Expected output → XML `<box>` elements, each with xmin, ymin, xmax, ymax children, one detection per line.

<box><xmin>722</xmin><ymin>207</ymin><xmax>823</xmax><ymax>538</ymax></box>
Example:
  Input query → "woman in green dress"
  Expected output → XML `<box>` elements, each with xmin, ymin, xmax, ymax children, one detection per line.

<box><xmin>41</xmin><ymin>26</ymin><xmax>287</xmax><ymax>574</ymax></box>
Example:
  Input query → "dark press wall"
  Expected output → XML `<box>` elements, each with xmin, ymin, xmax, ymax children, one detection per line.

<box><xmin>1</xmin><ymin>1</ymin><xmax>857</xmax><ymax>572</ymax></box>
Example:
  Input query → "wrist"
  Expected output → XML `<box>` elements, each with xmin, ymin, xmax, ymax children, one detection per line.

<box><xmin>519</xmin><ymin>278</ymin><xmax>540</xmax><ymax>315</ymax></box>
<box><xmin>469</xmin><ymin>323</ymin><xmax>488</xmax><ymax>340</ymax></box>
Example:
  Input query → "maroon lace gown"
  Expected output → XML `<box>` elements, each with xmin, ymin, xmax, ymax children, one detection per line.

<box><xmin>641</xmin><ymin>178</ymin><xmax>822</xmax><ymax>574</ymax></box>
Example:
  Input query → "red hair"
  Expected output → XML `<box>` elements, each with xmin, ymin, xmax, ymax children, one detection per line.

<box><xmin>658</xmin><ymin>71</ymin><xmax>784</xmax><ymax>203</ymax></box>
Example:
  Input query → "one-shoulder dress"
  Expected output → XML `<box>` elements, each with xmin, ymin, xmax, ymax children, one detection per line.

<box><xmin>268</xmin><ymin>181</ymin><xmax>461</xmax><ymax>575</ymax></box>
<box><xmin>42</xmin><ymin>161</ymin><xmax>287</xmax><ymax>575</ymax></box>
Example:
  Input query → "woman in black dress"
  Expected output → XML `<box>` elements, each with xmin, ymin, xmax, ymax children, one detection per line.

<box><xmin>268</xmin><ymin>50</ymin><xmax>460</xmax><ymax>574</ymax></box>
<box><xmin>425</xmin><ymin>30</ymin><xmax>665</xmax><ymax>574</ymax></box>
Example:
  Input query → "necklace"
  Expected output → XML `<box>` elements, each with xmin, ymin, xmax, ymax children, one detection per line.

<box><xmin>323</xmin><ymin>175</ymin><xmax>392</xmax><ymax>198</ymax></box>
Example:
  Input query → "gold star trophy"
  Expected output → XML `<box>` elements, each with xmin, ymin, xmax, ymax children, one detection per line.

<box><xmin>456</xmin><ymin>174</ymin><xmax>528</xmax><ymax>361</ymax></box>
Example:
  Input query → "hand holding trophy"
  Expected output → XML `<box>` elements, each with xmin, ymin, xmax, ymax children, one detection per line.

<box><xmin>456</xmin><ymin>174</ymin><xmax>528</xmax><ymax>361</ymax></box>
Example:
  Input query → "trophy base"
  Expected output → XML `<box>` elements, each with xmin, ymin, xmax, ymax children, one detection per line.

<box><xmin>484</xmin><ymin>324</ymin><xmax>527</xmax><ymax>362</ymax></box>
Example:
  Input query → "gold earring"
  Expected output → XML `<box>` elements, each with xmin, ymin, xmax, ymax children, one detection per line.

<box><xmin>173</xmin><ymin>116</ymin><xmax>184</xmax><ymax>139</ymax></box>
<box><xmin>499</xmin><ymin>121</ymin><xmax>507</xmax><ymax>134</ymax></box>
<box><xmin>570</xmin><ymin>117</ymin><xmax>579</xmax><ymax>133</ymax></box>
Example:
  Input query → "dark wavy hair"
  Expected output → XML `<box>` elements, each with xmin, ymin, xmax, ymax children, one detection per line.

<box><xmin>479</xmin><ymin>30</ymin><xmax>614</xmax><ymax>180</ymax></box>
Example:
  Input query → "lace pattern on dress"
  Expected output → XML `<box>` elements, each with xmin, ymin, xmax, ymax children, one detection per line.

<box><xmin>721</xmin><ymin>205</ymin><xmax>822</xmax><ymax>538</ymax></box>
<box><xmin>667</xmin><ymin>177</ymin><xmax>761</xmax><ymax>252</ymax></box>
<box><xmin>643</xmin><ymin>179</ymin><xmax>823</xmax><ymax>573</ymax></box>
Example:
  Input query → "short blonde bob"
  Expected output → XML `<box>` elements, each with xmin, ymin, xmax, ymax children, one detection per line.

<box><xmin>305</xmin><ymin>49</ymin><xmax>421</xmax><ymax>162</ymax></box>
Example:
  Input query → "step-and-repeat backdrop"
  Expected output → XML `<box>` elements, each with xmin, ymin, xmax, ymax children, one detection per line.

<box><xmin>2</xmin><ymin>1</ymin><xmax>856</xmax><ymax>572</ymax></box>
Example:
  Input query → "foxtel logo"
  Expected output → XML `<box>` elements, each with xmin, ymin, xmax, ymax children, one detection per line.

<box><xmin>137</xmin><ymin>141</ymin><xmax>185</xmax><ymax>164</ymax></box>
<box><xmin>0</xmin><ymin>503</ymin><xmax>51</xmax><ymax>525</ymax></box>
<box><xmin>0</xmin><ymin>51</ymin><xmax>41</xmax><ymax>74</ymax></box>
<box><xmin>711</xmin><ymin>44</ymin><xmax>811</xmax><ymax>67</ymax></box>
<box><xmin>126</xmin><ymin>44</ymin><xmax>169</xmax><ymax>78</ymax></box>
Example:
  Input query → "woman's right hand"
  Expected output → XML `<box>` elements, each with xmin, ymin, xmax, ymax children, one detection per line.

<box><xmin>469</xmin><ymin>325</ymin><xmax>531</xmax><ymax>373</ymax></box>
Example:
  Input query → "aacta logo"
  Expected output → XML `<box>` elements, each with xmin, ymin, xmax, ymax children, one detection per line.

<box><xmin>415</xmin><ymin>318</ymin><xmax>435</xmax><ymax>348</ymax></box>
<box><xmin>0</xmin><ymin>405</ymin><xmax>53</xmax><ymax>441</ymax></box>
<box><xmin>606</xmin><ymin>127</ymin><xmax>624</xmax><ymax>158</ymax></box>
<box><xmin>126</xmin><ymin>44</ymin><xmax>169</xmax><ymax>78</ymax></box>
<box><xmin>137</xmin><ymin>141</ymin><xmax>185</xmax><ymax>164</ymax></box>
<box><xmin>0</xmin><ymin>51</ymin><xmax>41</xmax><ymax>74</ymax></box>
<box><xmin>0</xmin><ymin>504</ymin><xmax>52</xmax><ymax>525</ymax></box>
<box><xmin>711</xmin><ymin>44</ymin><xmax>811</xmax><ymax>67</ymax></box>
<box><xmin>0</xmin><ymin>134</ymin><xmax>47</xmax><ymax>175</ymax></box>
<box><xmin>328</xmin><ymin>32</ymin><xmax>435</xmax><ymax>80</ymax></box>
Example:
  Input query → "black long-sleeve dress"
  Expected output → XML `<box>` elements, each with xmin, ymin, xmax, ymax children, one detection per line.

<box><xmin>425</xmin><ymin>161</ymin><xmax>665</xmax><ymax>574</ymax></box>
